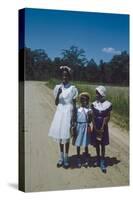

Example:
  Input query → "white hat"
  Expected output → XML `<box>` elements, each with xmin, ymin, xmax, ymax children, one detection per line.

<box><xmin>96</xmin><ymin>85</ymin><xmax>106</xmax><ymax>97</ymax></box>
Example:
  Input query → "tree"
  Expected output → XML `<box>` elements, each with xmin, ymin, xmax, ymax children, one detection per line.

<box><xmin>23</xmin><ymin>45</ymin><xmax>129</xmax><ymax>85</ymax></box>
<box><xmin>85</xmin><ymin>59</ymin><xmax>98</xmax><ymax>82</ymax></box>
<box><xmin>52</xmin><ymin>57</ymin><xmax>63</xmax><ymax>79</ymax></box>
<box><xmin>31</xmin><ymin>49</ymin><xmax>52</xmax><ymax>80</ymax></box>
<box><xmin>25</xmin><ymin>47</ymin><xmax>34</xmax><ymax>80</ymax></box>
<box><xmin>99</xmin><ymin>60</ymin><xmax>106</xmax><ymax>83</ymax></box>
<box><xmin>61</xmin><ymin>46</ymin><xmax>87</xmax><ymax>80</ymax></box>
<box><xmin>109</xmin><ymin>51</ymin><xmax>129</xmax><ymax>85</ymax></box>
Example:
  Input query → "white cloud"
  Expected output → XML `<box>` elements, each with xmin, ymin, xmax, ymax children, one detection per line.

<box><xmin>102</xmin><ymin>47</ymin><xmax>121</xmax><ymax>54</ymax></box>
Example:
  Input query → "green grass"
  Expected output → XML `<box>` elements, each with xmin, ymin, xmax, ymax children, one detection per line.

<box><xmin>46</xmin><ymin>79</ymin><xmax>129</xmax><ymax>130</ymax></box>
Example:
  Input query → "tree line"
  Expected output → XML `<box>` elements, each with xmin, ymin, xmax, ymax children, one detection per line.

<box><xmin>19</xmin><ymin>45</ymin><xmax>129</xmax><ymax>85</ymax></box>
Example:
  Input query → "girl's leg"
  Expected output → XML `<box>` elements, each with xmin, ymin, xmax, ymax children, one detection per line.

<box><xmin>77</xmin><ymin>146</ymin><xmax>80</xmax><ymax>157</ymax></box>
<box><xmin>59</xmin><ymin>143</ymin><xmax>64</xmax><ymax>152</ymax></box>
<box><xmin>83</xmin><ymin>146</ymin><xmax>89</xmax><ymax>168</ymax></box>
<box><xmin>64</xmin><ymin>142</ymin><xmax>70</xmax><ymax>168</ymax></box>
<box><xmin>64</xmin><ymin>142</ymin><xmax>69</xmax><ymax>161</ymax></box>
<box><xmin>77</xmin><ymin>146</ymin><xmax>82</xmax><ymax>168</ymax></box>
<box><xmin>57</xmin><ymin>142</ymin><xmax>64</xmax><ymax>167</ymax></box>
<box><xmin>100</xmin><ymin>144</ymin><xmax>106</xmax><ymax>173</ymax></box>
<box><xmin>101</xmin><ymin>144</ymin><xmax>105</xmax><ymax>160</ymax></box>
<box><xmin>94</xmin><ymin>141</ymin><xmax>100</xmax><ymax>166</ymax></box>
<box><xmin>85</xmin><ymin>146</ymin><xmax>88</xmax><ymax>156</ymax></box>
<box><xmin>59</xmin><ymin>143</ymin><xmax>64</xmax><ymax>160</ymax></box>
<box><xmin>96</xmin><ymin>141</ymin><xmax>100</xmax><ymax>158</ymax></box>
<box><xmin>65</xmin><ymin>142</ymin><xmax>69</xmax><ymax>154</ymax></box>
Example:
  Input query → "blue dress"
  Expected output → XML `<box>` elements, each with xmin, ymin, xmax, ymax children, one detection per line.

<box><xmin>75</xmin><ymin>107</ymin><xmax>91</xmax><ymax>147</ymax></box>
<box><xmin>91</xmin><ymin>100</ymin><xmax>112</xmax><ymax>146</ymax></box>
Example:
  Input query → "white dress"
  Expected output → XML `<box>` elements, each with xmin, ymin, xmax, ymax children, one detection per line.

<box><xmin>48</xmin><ymin>83</ymin><xmax>78</xmax><ymax>144</ymax></box>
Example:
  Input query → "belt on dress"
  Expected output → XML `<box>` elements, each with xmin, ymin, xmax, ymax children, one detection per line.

<box><xmin>77</xmin><ymin>121</ymin><xmax>87</xmax><ymax>124</ymax></box>
<box><xmin>59</xmin><ymin>103</ymin><xmax>72</xmax><ymax>105</ymax></box>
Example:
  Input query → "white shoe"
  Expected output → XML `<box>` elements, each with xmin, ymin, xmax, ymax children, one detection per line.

<box><xmin>77</xmin><ymin>158</ymin><xmax>82</xmax><ymax>168</ymax></box>
<box><xmin>63</xmin><ymin>157</ymin><xmax>70</xmax><ymax>169</ymax></box>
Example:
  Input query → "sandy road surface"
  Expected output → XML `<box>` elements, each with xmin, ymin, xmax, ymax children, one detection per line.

<box><xmin>24</xmin><ymin>81</ymin><xmax>129</xmax><ymax>192</ymax></box>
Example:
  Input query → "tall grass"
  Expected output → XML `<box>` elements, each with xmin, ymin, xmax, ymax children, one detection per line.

<box><xmin>46</xmin><ymin>79</ymin><xmax>129</xmax><ymax>130</ymax></box>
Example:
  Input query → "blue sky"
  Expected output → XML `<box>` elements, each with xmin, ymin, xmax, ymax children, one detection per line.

<box><xmin>24</xmin><ymin>8</ymin><xmax>129</xmax><ymax>64</ymax></box>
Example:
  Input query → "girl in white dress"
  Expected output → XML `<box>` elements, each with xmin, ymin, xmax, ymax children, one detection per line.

<box><xmin>49</xmin><ymin>66</ymin><xmax>78</xmax><ymax>168</ymax></box>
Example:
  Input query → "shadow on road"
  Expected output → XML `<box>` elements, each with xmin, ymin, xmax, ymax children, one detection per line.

<box><xmin>69</xmin><ymin>154</ymin><xmax>120</xmax><ymax>169</ymax></box>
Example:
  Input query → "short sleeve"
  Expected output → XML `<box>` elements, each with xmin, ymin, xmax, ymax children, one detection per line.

<box><xmin>72</xmin><ymin>86</ymin><xmax>78</xmax><ymax>99</ymax></box>
<box><xmin>53</xmin><ymin>85</ymin><xmax>60</xmax><ymax>98</ymax></box>
<box><xmin>104</xmin><ymin>101</ymin><xmax>112</xmax><ymax>113</ymax></box>
<box><xmin>88</xmin><ymin>108</ymin><xmax>92</xmax><ymax>114</ymax></box>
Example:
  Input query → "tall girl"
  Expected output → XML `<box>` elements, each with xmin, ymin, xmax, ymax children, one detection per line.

<box><xmin>49</xmin><ymin>66</ymin><xmax>78</xmax><ymax>168</ymax></box>
<box><xmin>91</xmin><ymin>86</ymin><xmax>112</xmax><ymax>173</ymax></box>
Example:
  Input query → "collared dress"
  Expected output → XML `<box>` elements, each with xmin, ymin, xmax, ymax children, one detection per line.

<box><xmin>48</xmin><ymin>83</ymin><xmax>78</xmax><ymax>144</ymax></box>
<box><xmin>74</xmin><ymin>107</ymin><xmax>91</xmax><ymax>147</ymax></box>
<box><xmin>91</xmin><ymin>100</ymin><xmax>112</xmax><ymax>146</ymax></box>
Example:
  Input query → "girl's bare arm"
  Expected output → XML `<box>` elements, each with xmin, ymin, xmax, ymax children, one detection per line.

<box><xmin>101</xmin><ymin>112</ymin><xmax>111</xmax><ymax>130</ymax></box>
<box><xmin>55</xmin><ymin>88</ymin><xmax>62</xmax><ymax>105</ymax></box>
<box><xmin>71</xmin><ymin>99</ymin><xmax>77</xmax><ymax>127</ymax></box>
<box><xmin>92</xmin><ymin>112</ymin><xmax>97</xmax><ymax>130</ymax></box>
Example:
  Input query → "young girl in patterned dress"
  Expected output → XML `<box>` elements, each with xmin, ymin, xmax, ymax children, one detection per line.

<box><xmin>91</xmin><ymin>86</ymin><xmax>112</xmax><ymax>173</ymax></box>
<box><xmin>49</xmin><ymin>66</ymin><xmax>78</xmax><ymax>168</ymax></box>
<box><xmin>72</xmin><ymin>92</ymin><xmax>92</xmax><ymax>168</ymax></box>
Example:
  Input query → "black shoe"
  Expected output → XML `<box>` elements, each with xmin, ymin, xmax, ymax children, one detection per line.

<box><xmin>57</xmin><ymin>160</ymin><xmax>63</xmax><ymax>168</ymax></box>
<box><xmin>93</xmin><ymin>158</ymin><xmax>100</xmax><ymax>167</ymax></box>
<box><xmin>83</xmin><ymin>161</ymin><xmax>88</xmax><ymax>168</ymax></box>
<box><xmin>83</xmin><ymin>157</ymin><xmax>89</xmax><ymax>168</ymax></box>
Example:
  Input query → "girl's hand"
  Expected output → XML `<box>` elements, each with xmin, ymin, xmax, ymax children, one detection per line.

<box><xmin>94</xmin><ymin>126</ymin><xmax>99</xmax><ymax>133</ymax></box>
<box><xmin>58</xmin><ymin>87</ymin><xmax>62</xmax><ymax>95</ymax></box>
<box><xmin>55</xmin><ymin>87</ymin><xmax>62</xmax><ymax>105</ymax></box>
<box><xmin>71</xmin><ymin>126</ymin><xmax>77</xmax><ymax>137</ymax></box>
<box><xmin>71</xmin><ymin>122</ymin><xmax>76</xmax><ymax>128</ymax></box>
<box><xmin>95</xmin><ymin>128</ymin><xmax>104</xmax><ymax>134</ymax></box>
<box><xmin>99</xmin><ymin>128</ymin><xmax>104</xmax><ymax>133</ymax></box>
<box><xmin>96</xmin><ymin>129</ymin><xmax>103</xmax><ymax>141</ymax></box>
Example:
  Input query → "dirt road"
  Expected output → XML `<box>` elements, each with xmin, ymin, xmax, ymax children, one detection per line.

<box><xmin>24</xmin><ymin>81</ymin><xmax>129</xmax><ymax>192</ymax></box>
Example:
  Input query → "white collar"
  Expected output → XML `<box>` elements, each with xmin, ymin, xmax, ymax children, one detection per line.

<box><xmin>78</xmin><ymin>107</ymin><xmax>88</xmax><ymax>112</ymax></box>
<box><xmin>61</xmin><ymin>83</ymin><xmax>71</xmax><ymax>89</ymax></box>
<box><xmin>93</xmin><ymin>100</ymin><xmax>111</xmax><ymax>111</ymax></box>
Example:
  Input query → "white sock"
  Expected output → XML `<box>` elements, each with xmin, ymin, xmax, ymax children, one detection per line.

<box><xmin>64</xmin><ymin>153</ymin><xmax>68</xmax><ymax>161</ymax></box>
<box><xmin>60</xmin><ymin>152</ymin><xmax>64</xmax><ymax>161</ymax></box>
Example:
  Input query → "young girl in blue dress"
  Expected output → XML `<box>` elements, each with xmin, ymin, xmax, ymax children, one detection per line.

<box><xmin>72</xmin><ymin>92</ymin><xmax>92</xmax><ymax>168</ymax></box>
<box><xmin>49</xmin><ymin>66</ymin><xmax>78</xmax><ymax>169</ymax></box>
<box><xmin>91</xmin><ymin>86</ymin><xmax>112</xmax><ymax>173</ymax></box>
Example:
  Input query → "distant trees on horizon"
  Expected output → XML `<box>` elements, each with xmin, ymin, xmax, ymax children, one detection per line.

<box><xmin>19</xmin><ymin>45</ymin><xmax>129</xmax><ymax>86</ymax></box>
